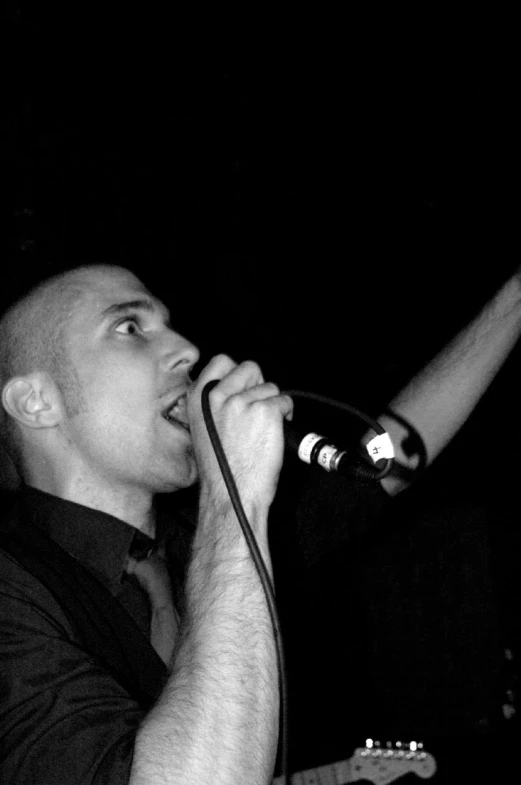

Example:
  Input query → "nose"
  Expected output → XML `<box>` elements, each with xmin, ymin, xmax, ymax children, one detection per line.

<box><xmin>162</xmin><ymin>333</ymin><xmax>200</xmax><ymax>375</ymax></box>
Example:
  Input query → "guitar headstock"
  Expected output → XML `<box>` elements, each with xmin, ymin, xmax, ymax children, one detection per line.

<box><xmin>352</xmin><ymin>739</ymin><xmax>437</xmax><ymax>784</ymax></box>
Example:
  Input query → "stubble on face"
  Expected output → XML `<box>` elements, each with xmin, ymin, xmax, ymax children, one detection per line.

<box><xmin>55</xmin><ymin>265</ymin><xmax>199</xmax><ymax>496</ymax></box>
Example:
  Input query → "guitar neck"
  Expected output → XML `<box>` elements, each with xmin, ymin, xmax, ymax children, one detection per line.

<box><xmin>273</xmin><ymin>757</ymin><xmax>353</xmax><ymax>785</ymax></box>
<box><xmin>273</xmin><ymin>744</ymin><xmax>437</xmax><ymax>784</ymax></box>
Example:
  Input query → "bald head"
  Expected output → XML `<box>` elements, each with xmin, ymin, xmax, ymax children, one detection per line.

<box><xmin>0</xmin><ymin>264</ymin><xmax>136</xmax><ymax>471</ymax></box>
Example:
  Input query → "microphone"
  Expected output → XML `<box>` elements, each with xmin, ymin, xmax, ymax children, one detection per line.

<box><xmin>200</xmin><ymin>379</ymin><xmax>395</xmax><ymax>481</ymax></box>
<box><xmin>284</xmin><ymin>422</ymin><xmax>394</xmax><ymax>480</ymax></box>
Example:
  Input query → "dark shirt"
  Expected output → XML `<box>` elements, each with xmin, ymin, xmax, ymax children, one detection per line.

<box><xmin>0</xmin><ymin>474</ymin><xmax>389</xmax><ymax>784</ymax></box>
<box><xmin>0</xmin><ymin>486</ymin><xmax>193</xmax><ymax>785</ymax></box>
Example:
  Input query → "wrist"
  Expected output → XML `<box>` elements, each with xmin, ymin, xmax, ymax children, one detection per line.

<box><xmin>198</xmin><ymin>481</ymin><xmax>270</xmax><ymax>522</ymax></box>
<box><xmin>197</xmin><ymin>484</ymin><xmax>270</xmax><ymax>552</ymax></box>
<box><xmin>189</xmin><ymin>492</ymin><xmax>273</xmax><ymax>590</ymax></box>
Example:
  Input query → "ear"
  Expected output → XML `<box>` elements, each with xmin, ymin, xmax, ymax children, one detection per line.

<box><xmin>1</xmin><ymin>374</ymin><xmax>61</xmax><ymax>430</ymax></box>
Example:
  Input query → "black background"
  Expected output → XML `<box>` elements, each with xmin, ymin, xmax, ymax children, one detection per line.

<box><xmin>1</xmin><ymin>5</ymin><xmax>520</xmax><ymax>781</ymax></box>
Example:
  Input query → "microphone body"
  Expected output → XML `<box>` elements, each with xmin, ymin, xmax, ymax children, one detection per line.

<box><xmin>284</xmin><ymin>422</ymin><xmax>394</xmax><ymax>480</ymax></box>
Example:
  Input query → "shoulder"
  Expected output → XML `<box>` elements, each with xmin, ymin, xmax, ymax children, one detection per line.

<box><xmin>0</xmin><ymin>543</ymin><xmax>75</xmax><ymax>639</ymax></box>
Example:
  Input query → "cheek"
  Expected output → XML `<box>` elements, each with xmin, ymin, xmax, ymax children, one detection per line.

<box><xmin>85</xmin><ymin>365</ymin><xmax>153</xmax><ymax>417</ymax></box>
<box><xmin>72</xmin><ymin>390</ymin><xmax>153</xmax><ymax>456</ymax></box>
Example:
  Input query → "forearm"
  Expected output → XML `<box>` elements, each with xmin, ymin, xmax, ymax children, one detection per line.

<box><xmin>130</xmin><ymin>497</ymin><xmax>278</xmax><ymax>785</ymax></box>
<box><xmin>379</xmin><ymin>272</ymin><xmax>521</xmax><ymax>495</ymax></box>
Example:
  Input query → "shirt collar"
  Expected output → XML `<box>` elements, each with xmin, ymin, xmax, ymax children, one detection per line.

<box><xmin>20</xmin><ymin>485</ymin><xmax>156</xmax><ymax>589</ymax></box>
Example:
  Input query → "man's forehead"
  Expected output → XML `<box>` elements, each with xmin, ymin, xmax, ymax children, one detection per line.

<box><xmin>66</xmin><ymin>266</ymin><xmax>167</xmax><ymax>320</ymax></box>
<box><xmin>69</xmin><ymin>265</ymin><xmax>148</xmax><ymax>298</ymax></box>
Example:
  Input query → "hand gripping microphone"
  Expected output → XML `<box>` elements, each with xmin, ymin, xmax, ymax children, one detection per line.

<box><xmin>200</xmin><ymin>380</ymin><xmax>394</xmax><ymax>481</ymax></box>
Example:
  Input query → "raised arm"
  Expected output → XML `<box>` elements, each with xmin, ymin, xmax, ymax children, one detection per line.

<box><xmin>130</xmin><ymin>355</ymin><xmax>292</xmax><ymax>785</ymax></box>
<box><xmin>377</xmin><ymin>270</ymin><xmax>521</xmax><ymax>496</ymax></box>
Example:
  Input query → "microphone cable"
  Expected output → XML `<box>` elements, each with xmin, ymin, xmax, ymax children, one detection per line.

<box><xmin>201</xmin><ymin>379</ymin><xmax>290</xmax><ymax>783</ymax></box>
<box><xmin>201</xmin><ymin>381</ymin><xmax>395</xmax><ymax>785</ymax></box>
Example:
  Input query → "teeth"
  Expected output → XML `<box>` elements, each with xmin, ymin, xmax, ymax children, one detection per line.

<box><xmin>163</xmin><ymin>394</ymin><xmax>189</xmax><ymax>429</ymax></box>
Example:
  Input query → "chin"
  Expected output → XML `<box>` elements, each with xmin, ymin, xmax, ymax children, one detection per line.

<box><xmin>150</xmin><ymin>460</ymin><xmax>199</xmax><ymax>494</ymax></box>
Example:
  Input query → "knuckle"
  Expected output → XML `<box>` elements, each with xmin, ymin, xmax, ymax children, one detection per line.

<box><xmin>229</xmin><ymin>400</ymin><xmax>245</xmax><ymax>420</ymax></box>
<box><xmin>263</xmin><ymin>381</ymin><xmax>280</xmax><ymax>396</ymax></box>
<box><xmin>216</xmin><ymin>353</ymin><xmax>235</xmax><ymax>364</ymax></box>
<box><xmin>240</xmin><ymin>359</ymin><xmax>262</xmax><ymax>374</ymax></box>
<box><xmin>208</xmin><ymin>385</ymin><xmax>221</xmax><ymax>404</ymax></box>
<box><xmin>211</xmin><ymin>354</ymin><xmax>236</xmax><ymax>375</ymax></box>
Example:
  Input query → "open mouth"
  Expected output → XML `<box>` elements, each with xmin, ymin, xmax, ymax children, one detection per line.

<box><xmin>162</xmin><ymin>393</ymin><xmax>190</xmax><ymax>432</ymax></box>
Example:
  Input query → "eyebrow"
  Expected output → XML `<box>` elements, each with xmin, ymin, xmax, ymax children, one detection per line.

<box><xmin>100</xmin><ymin>298</ymin><xmax>171</xmax><ymax>324</ymax></box>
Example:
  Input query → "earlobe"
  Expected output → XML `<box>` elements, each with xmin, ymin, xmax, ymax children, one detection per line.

<box><xmin>2</xmin><ymin>375</ymin><xmax>60</xmax><ymax>429</ymax></box>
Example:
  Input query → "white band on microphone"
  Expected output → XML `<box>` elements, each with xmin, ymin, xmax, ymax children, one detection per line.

<box><xmin>297</xmin><ymin>433</ymin><xmax>324</xmax><ymax>464</ymax></box>
<box><xmin>365</xmin><ymin>432</ymin><xmax>395</xmax><ymax>464</ymax></box>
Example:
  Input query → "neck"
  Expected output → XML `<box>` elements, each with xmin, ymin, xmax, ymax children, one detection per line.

<box><xmin>66</xmin><ymin>480</ymin><xmax>157</xmax><ymax>537</ymax></box>
<box><xmin>23</xmin><ymin>465</ymin><xmax>157</xmax><ymax>537</ymax></box>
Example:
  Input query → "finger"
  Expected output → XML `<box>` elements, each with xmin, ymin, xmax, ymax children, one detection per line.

<box><xmin>210</xmin><ymin>360</ymin><xmax>265</xmax><ymax>399</ymax></box>
<box><xmin>239</xmin><ymin>381</ymin><xmax>282</xmax><ymax>402</ymax></box>
<box><xmin>278</xmin><ymin>393</ymin><xmax>294</xmax><ymax>421</ymax></box>
<box><xmin>282</xmin><ymin>394</ymin><xmax>294</xmax><ymax>421</ymax></box>
<box><xmin>189</xmin><ymin>354</ymin><xmax>237</xmax><ymax>397</ymax></box>
<box><xmin>249</xmin><ymin>392</ymin><xmax>294</xmax><ymax>420</ymax></box>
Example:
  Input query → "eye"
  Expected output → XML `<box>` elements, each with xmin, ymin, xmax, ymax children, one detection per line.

<box><xmin>114</xmin><ymin>316</ymin><xmax>142</xmax><ymax>335</ymax></box>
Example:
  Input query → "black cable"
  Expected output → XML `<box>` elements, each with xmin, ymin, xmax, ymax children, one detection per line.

<box><xmin>201</xmin><ymin>380</ymin><xmax>290</xmax><ymax>785</ymax></box>
<box><xmin>200</xmin><ymin>382</ymin><xmax>395</xmax><ymax>784</ymax></box>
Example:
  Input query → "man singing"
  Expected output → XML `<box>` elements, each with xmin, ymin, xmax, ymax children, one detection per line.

<box><xmin>1</xmin><ymin>262</ymin><xmax>520</xmax><ymax>783</ymax></box>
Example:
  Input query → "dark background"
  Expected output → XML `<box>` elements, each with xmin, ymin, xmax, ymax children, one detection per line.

<box><xmin>1</xmin><ymin>5</ymin><xmax>519</xmax><ymax>781</ymax></box>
